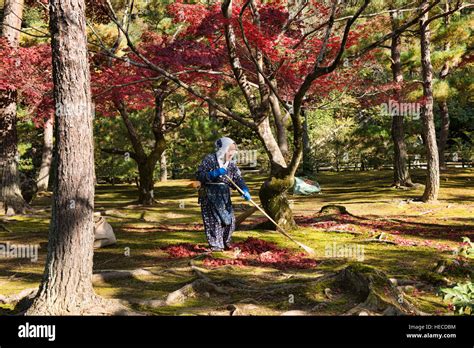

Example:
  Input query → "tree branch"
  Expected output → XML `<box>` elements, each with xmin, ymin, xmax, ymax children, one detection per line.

<box><xmin>114</xmin><ymin>101</ymin><xmax>147</xmax><ymax>161</ymax></box>
<box><xmin>422</xmin><ymin>1</ymin><xmax>471</xmax><ymax>28</ymax></box>
<box><xmin>221</xmin><ymin>0</ymin><xmax>260</xmax><ymax>116</ymax></box>
<box><xmin>347</xmin><ymin>0</ymin><xmax>441</xmax><ymax>61</ymax></box>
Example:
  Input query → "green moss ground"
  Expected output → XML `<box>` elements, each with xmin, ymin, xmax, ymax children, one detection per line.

<box><xmin>1</xmin><ymin>169</ymin><xmax>472</xmax><ymax>315</ymax></box>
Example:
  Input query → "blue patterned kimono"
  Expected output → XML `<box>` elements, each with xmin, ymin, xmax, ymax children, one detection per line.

<box><xmin>196</xmin><ymin>153</ymin><xmax>248</xmax><ymax>250</ymax></box>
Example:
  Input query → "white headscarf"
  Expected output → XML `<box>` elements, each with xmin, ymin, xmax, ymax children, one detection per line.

<box><xmin>215</xmin><ymin>137</ymin><xmax>237</xmax><ymax>169</ymax></box>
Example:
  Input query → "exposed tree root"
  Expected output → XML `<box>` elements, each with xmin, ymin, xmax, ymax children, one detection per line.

<box><xmin>0</xmin><ymin>288</ymin><xmax>37</xmax><ymax>306</ymax></box>
<box><xmin>92</xmin><ymin>268</ymin><xmax>154</xmax><ymax>282</ymax></box>
<box><xmin>85</xmin><ymin>261</ymin><xmax>429</xmax><ymax>316</ymax></box>
<box><xmin>336</xmin><ymin>264</ymin><xmax>426</xmax><ymax>316</ymax></box>
<box><xmin>129</xmin><ymin>279</ymin><xmax>228</xmax><ymax>309</ymax></box>
<box><xmin>22</xmin><ymin>292</ymin><xmax>141</xmax><ymax>316</ymax></box>
<box><xmin>1</xmin><ymin>287</ymin><xmax>137</xmax><ymax>316</ymax></box>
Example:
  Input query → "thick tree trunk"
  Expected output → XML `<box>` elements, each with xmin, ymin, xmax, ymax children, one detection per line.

<box><xmin>255</xmin><ymin>117</ymin><xmax>296</xmax><ymax>231</ymax></box>
<box><xmin>27</xmin><ymin>0</ymin><xmax>99</xmax><ymax>315</ymax></box>
<box><xmin>390</xmin><ymin>13</ymin><xmax>413</xmax><ymax>188</ymax></box>
<box><xmin>437</xmin><ymin>100</ymin><xmax>450</xmax><ymax>170</ymax></box>
<box><xmin>0</xmin><ymin>0</ymin><xmax>26</xmax><ymax>214</ymax></box>
<box><xmin>392</xmin><ymin>115</ymin><xmax>414</xmax><ymax>187</ymax></box>
<box><xmin>36</xmin><ymin>116</ymin><xmax>54</xmax><ymax>192</ymax></box>
<box><xmin>137</xmin><ymin>161</ymin><xmax>157</xmax><ymax>205</ymax></box>
<box><xmin>258</xmin><ymin>174</ymin><xmax>296</xmax><ymax>231</ymax></box>
<box><xmin>269</xmin><ymin>87</ymin><xmax>289</xmax><ymax>160</ymax></box>
<box><xmin>419</xmin><ymin>1</ymin><xmax>440</xmax><ymax>203</ymax></box>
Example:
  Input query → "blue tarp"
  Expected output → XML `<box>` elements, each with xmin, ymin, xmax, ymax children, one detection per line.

<box><xmin>293</xmin><ymin>177</ymin><xmax>321</xmax><ymax>195</ymax></box>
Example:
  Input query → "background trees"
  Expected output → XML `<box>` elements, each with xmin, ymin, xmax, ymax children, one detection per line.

<box><xmin>1</xmin><ymin>0</ymin><xmax>472</xmax><ymax>216</ymax></box>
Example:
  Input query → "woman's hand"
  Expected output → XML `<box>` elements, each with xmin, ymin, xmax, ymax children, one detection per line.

<box><xmin>241</xmin><ymin>188</ymin><xmax>251</xmax><ymax>201</ymax></box>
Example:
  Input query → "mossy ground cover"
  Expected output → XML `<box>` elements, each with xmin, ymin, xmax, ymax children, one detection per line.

<box><xmin>1</xmin><ymin>169</ymin><xmax>472</xmax><ymax>315</ymax></box>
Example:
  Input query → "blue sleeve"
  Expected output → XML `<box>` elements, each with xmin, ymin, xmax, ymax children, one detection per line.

<box><xmin>229</xmin><ymin>163</ymin><xmax>248</xmax><ymax>192</ymax></box>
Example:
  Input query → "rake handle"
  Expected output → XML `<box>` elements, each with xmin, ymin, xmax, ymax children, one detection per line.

<box><xmin>223</xmin><ymin>174</ymin><xmax>315</xmax><ymax>255</ymax></box>
<box><xmin>224</xmin><ymin>175</ymin><xmax>294</xmax><ymax>239</ymax></box>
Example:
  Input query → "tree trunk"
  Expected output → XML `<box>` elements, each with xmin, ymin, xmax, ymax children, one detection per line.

<box><xmin>1</xmin><ymin>0</ymin><xmax>24</xmax><ymax>44</ymax></box>
<box><xmin>160</xmin><ymin>151</ymin><xmax>168</xmax><ymax>182</ymax></box>
<box><xmin>268</xmin><ymin>85</ymin><xmax>289</xmax><ymax>160</ymax></box>
<box><xmin>27</xmin><ymin>0</ymin><xmax>99</xmax><ymax>315</ymax></box>
<box><xmin>137</xmin><ymin>161</ymin><xmax>156</xmax><ymax>205</ymax></box>
<box><xmin>392</xmin><ymin>114</ymin><xmax>414</xmax><ymax>187</ymax></box>
<box><xmin>302</xmin><ymin>108</ymin><xmax>313</xmax><ymax>175</ymax></box>
<box><xmin>437</xmin><ymin>3</ymin><xmax>451</xmax><ymax>171</ymax></box>
<box><xmin>113</xmin><ymin>86</ymin><xmax>168</xmax><ymax>205</ymax></box>
<box><xmin>36</xmin><ymin>116</ymin><xmax>54</xmax><ymax>192</ymax></box>
<box><xmin>258</xmin><ymin>174</ymin><xmax>296</xmax><ymax>231</ymax></box>
<box><xmin>437</xmin><ymin>100</ymin><xmax>449</xmax><ymax>170</ymax></box>
<box><xmin>419</xmin><ymin>0</ymin><xmax>440</xmax><ymax>203</ymax></box>
<box><xmin>220</xmin><ymin>0</ymin><xmax>301</xmax><ymax>231</ymax></box>
<box><xmin>390</xmin><ymin>13</ymin><xmax>413</xmax><ymax>188</ymax></box>
<box><xmin>255</xmin><ymin>117</ymin><xmax>296</xmax><ymax>231</ymax></box>
<box><xmin>0</xmin><ymin>0</ymin><xmax>26</xmax><ymax>214</ymax></box>
<box><xmin>159</xmin><ymin>94</ymin><xmax>168</xmax><ymax>182</ymax></box>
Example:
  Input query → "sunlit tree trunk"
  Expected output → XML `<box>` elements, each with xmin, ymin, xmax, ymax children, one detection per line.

<box><xmin>419</xmin><ymin>0</ymin><xmax>440</xmax><ymax>202</ymax></box>
<box><xmin>390</xmin><ymin>12</ymin><xmax>413</xmax><ymax>188</ymax></box>
<box><xmin>27</xmin><ymin>0</ymin><xmax>98</xmax><ymax>315</ymax></box>
<box><xmin>437</xmin><ymin>1</ymin><xmax>451</xmax><ymax>170</ymax></box>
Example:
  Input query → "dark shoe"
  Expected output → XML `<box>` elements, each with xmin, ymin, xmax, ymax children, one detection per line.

<box><xmin>210</xmin><ymin>247</ymin><xmax>224</xmax><ymax>252</ymax></box>
<box><xmin>224</xmin><ymin>243</ymin><xmax>234</xmax><ymax>251</ymax></box>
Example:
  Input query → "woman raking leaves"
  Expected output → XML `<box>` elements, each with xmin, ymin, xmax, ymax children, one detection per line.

<box><xmin>196</xmin><ymin>137</ymin><xmax>251</xmax><ymax>252</ymax></box>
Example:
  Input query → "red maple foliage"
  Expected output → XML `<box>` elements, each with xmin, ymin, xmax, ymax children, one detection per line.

<box><xmin>162</xmin><ymin>0</ymin><xmax>375</xmax><ymax>102</ymax></box>
<box><xmin>0</xmin><ymin>38</ymin><xmax>53</xmax><ymax>126</ymax></box>
<box><xmin>204</xmin><ymin>237</ymin><xmax>318</xmax><ymax>270</ymax></box>
<box><xmin>161</xmin><ymin>243</ymin><xmax>209</xmax><ymax>258</ymax></box>
<box><xmin>161</xmin><ymin>237</ymin><xmax>318</xmax><ymax>270</ymax></box>
<box><xmin>91</xmin><ymin>0</ymin><xmax>382</xmax><ymax>116</ymax></box>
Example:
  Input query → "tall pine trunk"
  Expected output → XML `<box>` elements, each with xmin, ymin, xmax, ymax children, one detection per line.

<box><xmin>36</xmin><ymin>116</ymin><xmax>54</xmax><ymax>192</ymax></box>
<box><xmin>390</xmin><ymin>13</ymin><xmax>413</xmax><ymax>188</ymax></box>
<box><xmin>419</xmin><ymin>0</ymin><xmax>440</xmax><ymax>202</ymax></box>
<box><xmin>438</xmin><ymin>100</ymin><xmax>450</xmax><ymax>169</ymax></box>
<box><xmin>437</xmin><ymin>3</ymin><xmax>451</xmax><ymax>171</ymax></box>
<box><xmin>27</xmin><ymin>0</ymin><xmax>98</xmax><ymax>315</ymax></box>
<box><xmin>0</xmin><ymin>0</ymin><xmax>26</xmax><ymax>214</ymax></box>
